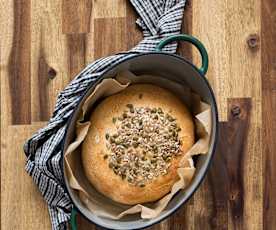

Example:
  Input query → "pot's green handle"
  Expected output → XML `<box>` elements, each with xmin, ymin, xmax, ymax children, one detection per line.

<box><xmin>156</xmin><ymin>34</ymin><xmax>209</xmax><ymax>75</ymax></box>
<box><xmin>70</xmin><ymin>207</ymin><xmax>77</xmax><ymax>230</ymax></box>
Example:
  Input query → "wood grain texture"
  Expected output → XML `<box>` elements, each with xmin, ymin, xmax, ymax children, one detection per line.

<box><xmin>62</xmin><ymin>0</ymin><xmax>92</xmax><ymax>34</ymax></box>
<box><xmin>261</xmin><ymin>0</ymin><xmax>276</xmax><ymax>229</ymax></box>
<box><xmin>1</xmin><ymin>124</ymin><xmax>50</xmax><ymax>230</ymax></box>
<box><xmin>66</xmin><ymin>34</ymin><xmax>86</xmax><ymax>79</ymax></box>
<box><xmin>125</xmin><ymin>0</ymin><xmax>143</xmax><ymax>50</ymax></box>
<box><xmin>93</xmin><ymin>0</ymin><xmax>126</xmax><ymax>18</ymax></box>
<box><xmin>206</xmin><ymin>125</ymin><xmax>229</xmax><ymax>230</ymax></box>
<box><xmin>192</xmin><ymin>1</ymin><xmax>263</xmax><ymax>230</ymax></box>
<box><xmin>37</xmin><ymin>48</ymin><xmax>52</xmax><ymax>121</ymax></box>
<box><xmin>177</xmin><ymin>0</ymin><xmax>193</xmax><ymax>63</ymax></box>
<box><xmin>0</xmin><ymin>0</ymin><xmax>14</xmax><ymax>127</ymax></box>
<box><xmin>7</xmin><ymin>0</ymin><xmax>31</xmax><ymax>124</ymax></box>
<box><xmin>30</xmin><ymin>0</ymin><xmax>71</xmax><ymax>122</ymax></box>
<box><xmin>0</xmin><ymin>0</ymin><xmax>274</xmax><ymax>229</ymax></box>
<box><xmin>226</xmin><ymin>99</ymin><xmax>252</xmax><ymax>230</ymax></box>
<box><xmin>94</xmin><ymin>18</ymin><xmax>127</xmax><ymax>59</ymax></box>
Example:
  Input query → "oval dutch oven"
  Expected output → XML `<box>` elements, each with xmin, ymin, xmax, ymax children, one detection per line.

<box><xmin>62</xmin><ymin>34</ymin><xmax>219</xmax><ymax>230</ymax></box>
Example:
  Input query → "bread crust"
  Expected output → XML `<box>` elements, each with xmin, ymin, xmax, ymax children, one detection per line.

<box><xmin>81</xmin><ymin>84</ymin><xmax>194</xmax><ymax>205</ymax></box>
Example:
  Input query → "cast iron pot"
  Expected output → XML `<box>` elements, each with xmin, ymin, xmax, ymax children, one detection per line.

<box><xmin>62</xmin><ymin>34</ymin><xmax>219</xmax><ymax>230</ymax></box>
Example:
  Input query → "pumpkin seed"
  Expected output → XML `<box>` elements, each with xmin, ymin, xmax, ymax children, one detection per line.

<box><xmin>133</xmin><ymin>142</ymin><xmax>139</xmax><ymax>148</ymax></box>
<box><xmin>139</xmin><ymin>183</ymin><xmax>145</xmax><ymax>188</ymax></box>
<box><xmin>126</xmin><ymin>104</ymin><xmax>134</xmax><ymax>109</ymax></box>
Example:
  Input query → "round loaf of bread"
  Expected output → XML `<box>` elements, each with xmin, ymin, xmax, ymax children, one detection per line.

<box><xmin>81</xmin><ymin>84</ymin><xmax>194</xmax><ymax>205</ymax></box>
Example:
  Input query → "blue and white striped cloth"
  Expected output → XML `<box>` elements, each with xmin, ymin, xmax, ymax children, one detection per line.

<box><xmin>24</xmin><ymin>0</ymin><xmax>186</xmax><ymax>229</ymax></box>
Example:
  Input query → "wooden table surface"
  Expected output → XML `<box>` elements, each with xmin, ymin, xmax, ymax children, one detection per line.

<box><xmin>1</xmin><ymin>0</ymin><xmax>275</xmax><ymax>229</ymax></box>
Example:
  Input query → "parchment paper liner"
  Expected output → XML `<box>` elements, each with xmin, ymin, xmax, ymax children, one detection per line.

<box><xmin>65</xmin><ymin>71</ymin><xmax>212</xmax><ymax>219</ymax></box>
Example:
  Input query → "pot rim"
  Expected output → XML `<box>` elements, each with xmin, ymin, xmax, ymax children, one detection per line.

<box><xmin>61</xmin><ymin>51</ymin><xmax>219</xmax><ymax>230</ymax></box>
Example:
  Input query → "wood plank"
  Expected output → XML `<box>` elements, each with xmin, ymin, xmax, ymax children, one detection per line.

<box><xmin>30</xmin><ymin>0</ymin><xmax>71</xmax><ymax>122</ymax></box>
<box><xmin>193</xmin><ymin>99</ymin><xmax>252</xmax><ymax>230</ymax></box>
<box><xmin>93</xmin><ymin>0</ymin><xmax>126</xmax><ymax>19</ymax></box>
<box><xmin>5</xmin><ymin>0</ymin><xmax>31</xmax><ymax>124</ymax></box>
<box><xmin>62</xmin><ymin>0</ymin><xmax>92</xmax><ymax>34</ymax></box>
<box><xmin>66</xmin><ymin>34</ymin><xmax>86</xmax><ymax>79</ymax></box>
<box><xmin>1</xmin><ymin>124</ymin><xmax>51</xmax><ymax>230</ymax></box>
<box><xmin>76</xmin><ymin>214</ymin><xmax>99</xmax><ymax>230</ymax></box>
<box><xmin>262</xmin><ymin>90</ymin><xmax>276</xmax><ymax>230</ymax></box>
<box><xmin>205</xmin><ymin>122</ymin><xmax>229</xmax><ymax>230</ymax></box>
<box><xmin>147</xmin><ymin>221</ymin><xmax>168</xmax><ymax>230</ymax></box>
<box><xmin>85</xmin><ymin>3</ymin><xmax>95</xmax><ymax>64</ymax></box>
<box><xmin>125</xmin><ymin>0</ymin><xmax>143</xmax><ymax>50</ymax></box>
<box><xmin>94</xmin><ymin>18</ymin><xmax>127</xmax><ymax>59</ymax></box>
<box><xmin>177</xmin><ymin>0</ymin><xmax>193</xmax><ymax>63</ymax></box>
<box><xmin>193</xmin><ymin>1</ymin><xmax>262</xmax><ymax>230</ymax></box>
<box><xmin>192</xmin><ymin>0</ymin><xmax>230</xmax><ymax>122</ymax></box>
<box><xmin>0</xmin><ymin>0</ymin><xmax>14</xmax><ymax>127</ymax></box>
<box><xmin>36</xmin><ymin>48</ymin><xmax>53</xmax><ymax>121</ymax></box>
<box><xmin>261</xmin><ymin>0</ymin><xmax>276</xmax><ymax>229</ymax></box>
<box><xmin>166</xmin><ymin>200</ymin><xmax>195</xmax><ymax>230</ymax></box>
<box><xmin>227</xmin><ymin>2</ymin><xmax>263</xmax><ymax>228</ymax></box>
<box><xmin>85</xmin><ymin>0</ymin><xmax>127</xmax><ymax>70</ymax></box>
<box><xmin>226</xmin><ymin>98</ymin><xmax>252</xmax><ymax>230</ymax></box>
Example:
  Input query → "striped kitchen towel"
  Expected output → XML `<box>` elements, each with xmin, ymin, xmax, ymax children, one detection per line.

<box><xmin>24</xmin><ymin>0</ymin><xmax>186</xmax><ymax>229</ymax></box>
